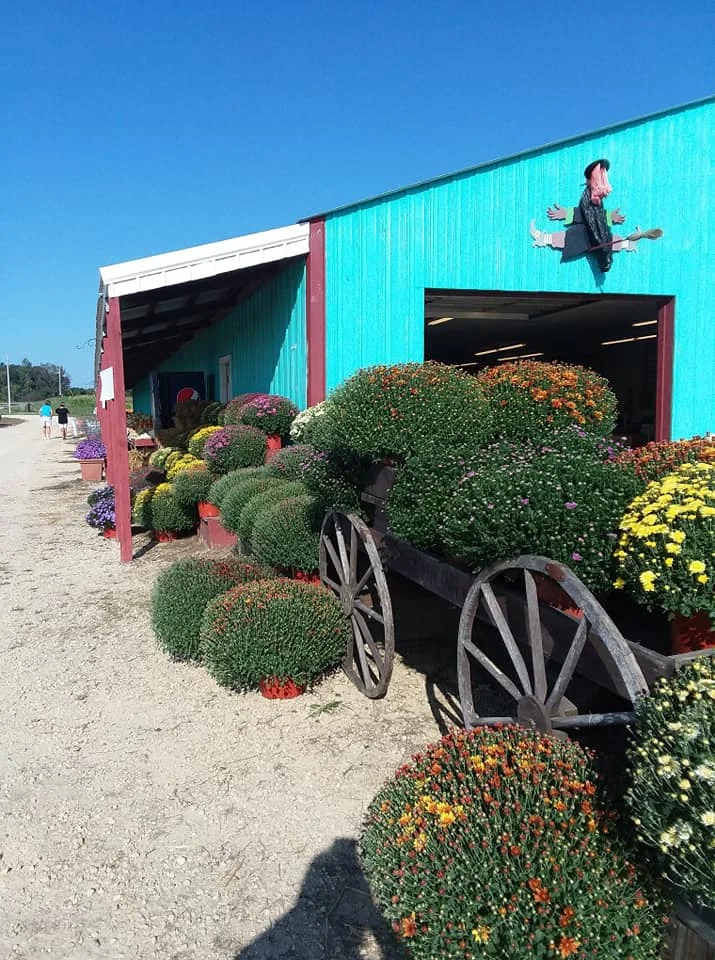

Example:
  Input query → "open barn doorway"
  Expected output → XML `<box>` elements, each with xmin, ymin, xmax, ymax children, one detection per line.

<box><xmin>424</xmin><ymin>290</ymin><xmax>674</xmax><ymax>444</ymax></box>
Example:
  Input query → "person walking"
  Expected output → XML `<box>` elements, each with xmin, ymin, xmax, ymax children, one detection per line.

<box><xmin>55</xmin><ymin>401</ymin><xmax>70</xmax><ymax>440</ymax></box>
<box><xmin>39</xmin><ymin>400</ymin><xmax>53</xmax><ymax>439</ymax></box>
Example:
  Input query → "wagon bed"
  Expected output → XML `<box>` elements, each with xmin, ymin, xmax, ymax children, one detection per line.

<box><xmin>319</xmin><ymin>464</ymin><xmax>714</xmax><ymax>733</ymax></box>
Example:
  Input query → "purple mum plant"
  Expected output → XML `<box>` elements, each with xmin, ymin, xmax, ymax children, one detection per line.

<box><xmin>74</xmin><ymin>437</ymin><xmax>106</xmax><ymax>460</ymax></box>
<box><xmin>86</xmin><ymin>485</ymin><xmax>115</xmax><ymax>530</ymax></box>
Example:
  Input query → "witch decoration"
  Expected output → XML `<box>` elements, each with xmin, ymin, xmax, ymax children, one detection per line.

<box><xmin>530</xmin><ymin>159</ymin><xmax>662</xmax><ymax>272</ymax></box>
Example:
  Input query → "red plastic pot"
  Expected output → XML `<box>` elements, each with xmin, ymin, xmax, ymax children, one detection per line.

<box><xmin>198</xmin><ymin>500</ymin><xmax>220</xmax><ymax>519</ymax></box>
<box><xmin>292</xmin><ymin>570</ymin><xmax>322</xmax><ymax>586</ymax></box>
<box><xmin>265</xmin><ymin>434</ymin><xmax>282</xmax><ymax>462</ymax></box>
<box><xmin>671</xmin><ymin>612</ymin><xmax>715</xmax><ymax>653</ymax></box>
<box><xmin>102</xmin><ymin>527</ymin><xmax>117</xmax><ymax>539</ymax></box>
<box><xmin>154</xmin><ymin>530</ymin><xmax>178</xmax><ymax>543</ymax></box>
<box><xmin>259</xmin><ymin>677</ymin><xmax>306</xmax><ymax>699</ymax></box>
<box><xmin>533</xmin><ymin>573</ymin><xmax>583</xmax><ymax>619</ymax></box>
<box><xmin>79</xmin><ymin>458</ymin><xmax>104</xmax><ymax>482</ymax></box>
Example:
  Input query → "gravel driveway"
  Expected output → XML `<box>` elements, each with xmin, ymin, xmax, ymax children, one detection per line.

<box><xmin>0</xmin><ymin>418</ymin><xmax>447</xmax><ymax>959</ymax></box>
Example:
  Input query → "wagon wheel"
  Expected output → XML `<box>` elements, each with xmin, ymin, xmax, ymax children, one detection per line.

<box><xmin>457</xmin><ymin>556</ymin><xmax>649</xmax><ymax>733</ymax></box>
<box><xmin>319</xmin><ymin>511</ymin><xmax>395</xmax><ymax>698</ymax></box>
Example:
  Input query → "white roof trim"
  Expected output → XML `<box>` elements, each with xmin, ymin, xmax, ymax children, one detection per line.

<box><xmin>99</xmin><ymin>223</ymin><xmax>309</xmax><ymax>299</ymax></box>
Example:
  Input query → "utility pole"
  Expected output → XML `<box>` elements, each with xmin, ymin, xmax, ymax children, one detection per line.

<box><xmin>5</xmin><ymin>355</ymin><xmax>11</xmax><ymax>415</ymax></box>
<box><xmin>58</xmin><ymin>365</ymin><xmax>62</xmax><ymax>397</ymax></box>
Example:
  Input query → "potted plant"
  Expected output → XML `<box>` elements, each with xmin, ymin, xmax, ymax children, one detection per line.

<box><xmin>200</xmin><ymin>579</ymin><xmax>349</xmax><ymax>697</ymax></box>
<box><xmin>149</xmin><ymin>482</ymin><xmax>197</xmax><ymax>541</ymax></box>
<box><xmin>203</xmin><ymin>425</ymin><xmax>267</xmax><ymax>475</ymax></box>
<box><xmin>171</xmin><ymin>464</ymin><xmax>217</xmax><ymax>518</ymax></box>
<box><xmin>85</xmin><ymin>485</ymin><xmax>115</xmax><ymax>537</ymax></box>
<box><xmin>251</xmin><ymin>494</ymin><xmax>321</xmax><ymax>576</ymax></box>
<box><xmin>614</xmin><ymin>461</ymin><xmax>715</xmax><ymax>651</ymax></box>
<box><xmin>74</xmin><ymin>437</ymin><xmax>107</xmax><ymax>482</ymax></box>
<box><xmin>187</xmin><ymin>425</ymin><xmax>223</xmax><ymax>459</ymax></box>
<box><xmin>151</xmin><ymin>556</ymin><xmax>278</xmax><ymax>660</ymax></box>
<box><xmin>626</xmin><ymin>658</ymin><xmax>714</xmax><ymax>922</ymax></box>
<box><xmin>361</xmin><ymin>725</ymin><xmax>669</xmax><ymax>959</ymax></box>
<box><xmin>236</xmin><ymin>394</ymin><xmax>299</xmax><ymax>452</ymax></box>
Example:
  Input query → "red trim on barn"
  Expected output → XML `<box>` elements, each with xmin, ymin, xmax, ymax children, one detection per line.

<box><xmin>306</xmin><ymin>219</ymin><xmax>326</xmax><ymax>404</ymax></box>
<box><xmin>102</xmin><ymin>298</ymin><xmax>132</xmax><ymax>561</ymax></box>
<box><xmin>655</xmin><ymin>298</ymin><xmax>675</xmax><ymax>442</ymax></box>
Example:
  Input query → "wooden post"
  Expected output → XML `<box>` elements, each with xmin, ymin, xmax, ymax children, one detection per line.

<box><xmin>105</xmin><ymin>297</ymin><xmax>133</xmax><ymax>562</ymax></box>
<box><xmin>655</xmin><ymin>298</ymin><xmax>674</xmax><ymax>442</ymax></box>
<box><xmin>306</xmin><ymin>219</ymin><xmax>326</xmax><ymax>405</ymax></box>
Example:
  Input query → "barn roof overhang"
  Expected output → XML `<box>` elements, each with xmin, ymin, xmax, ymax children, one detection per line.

<box><xmin>95</xmin><ymin>223</ymin><xmax>310</xmax><ymax>388</ymax></box>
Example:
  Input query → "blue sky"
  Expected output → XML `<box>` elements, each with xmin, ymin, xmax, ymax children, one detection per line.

<box><xmin>1</xmin><ymin>0</ymin><xmax>712</xmax><ymax>387</ymax></box>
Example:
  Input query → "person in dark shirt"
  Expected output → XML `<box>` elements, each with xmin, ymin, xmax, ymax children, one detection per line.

<box><xmin>55</xmin><ymin>402</ymin><xmax>70</xmax><ymax>440</ymax></box>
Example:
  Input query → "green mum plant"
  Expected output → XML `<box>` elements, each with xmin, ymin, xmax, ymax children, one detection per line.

<box><xmin>266</xmin><ymin>444</ymin><xmax>316</xmax><ymax>481</ymax></box>
<box><xmin>440</xmin><ymin>443</ymin><xmax>639</xmax><ymax>593</ymax></box>
<box><xmin>236</xmin><ymin>480</ymin><xmax>308</xmax><ymax>544</ymax></box>
<box><xmin>222</xmin><ymin>394</ymin><xmax>266</xmax><ymax>425</ymax></box>
<box><xmin>220</xmin><ymin>476</ymin><xmax>284</xmax><ymax>535</ymax></box>
<box><xmin>251</xmin><ymin>495</ymin><xmax>322</xmax><ymax>573</ymax></box>
<box><xmin>478</xmin><ymin>360</ymin><xmax>617</xmax><ymax>443</ymax></box>
<box><xmin>200</xmin><ymin>401</ymin><xmax>225</xmax><ymax>426</ymax></box>
<box><xmin>317</xmin><ymin>362</ymin><xmax>494</xmax><ymax>463</ymax></box>
<box><xmin>149</xmin><ymin>482</ymin><xmax>196</xmax><ymax>534</ymax></box>
<box><xmin>201</xmin><ymin>579</ymin><xmax>350</xmax><ymax>688</ymax></box>
<box><xmin>614</xmin><ymin>462</ymin><xmax>715</xmax><ymax>622</ymax></box>
<box><xmin>207</xmin><ymin>467</ymin><xmax>268</xmax><ymax>508</ymax></box>
<box><xmin>299</xmin><ymin>448</ymin><xmax>367</xmax><ymax>514</ymax></box>
<box><xmin>151</xmin><ymin>556</ymin><xmax>278</xmax><ymax>660</ymax></box>
<box><xmin>187</xmin><ymin>425</ymin><xmax>223</xmax><ymax>459</ymax></box>
<box><xmin>202</xmin><ymin>424</ymin><xmax>267</xmax><ymax>475</ymax></box>
<box><xmin>148</xmin><ymin>446</ymin><xmax>180</xmax><ymax>470</ymax></box>
<box><xmin>171</xmin><ymin>464</ymin><xmax>214</xmax><ymax>509</ymax></box>
<box><xmin>626</xmin><ymin>658</ymin><xmax>715</xmax><ymax>911</ymax></box>
<box><xmin>361</xmin><ymin>725</ymin><xmax>668</xmax><ymax>960</ymax></box>
<box><xmin>237</xmin><ymin>394</ymin><xmax>299</xmax><ymax>441</ymax></box>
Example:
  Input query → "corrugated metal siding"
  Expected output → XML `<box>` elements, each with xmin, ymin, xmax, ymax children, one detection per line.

<box><xmin>324</xmin><ymin>100</ymin><xmax>714</xmax><ymax>439</ymax></box>
<box><xmin>150</xmin><ymin>259</ymin><xmax>307</xmax><ymax>407</ymax></box>
<box><xmin>131</xmin><ymin>377</ymin><xmax>152</xmax><ymax>414</ymax></box>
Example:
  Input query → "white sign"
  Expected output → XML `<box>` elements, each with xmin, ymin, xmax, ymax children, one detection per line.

<box><xmin>99</xmin><ymin>367</ymin><xmax>115</xmax><ymax>403</ymax></box>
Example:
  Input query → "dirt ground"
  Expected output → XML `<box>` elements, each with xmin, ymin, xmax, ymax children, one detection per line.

<box><xmin>0</xmin><ymin>419</ymin><xmax>459</xmax><ymax>960</ymax></box>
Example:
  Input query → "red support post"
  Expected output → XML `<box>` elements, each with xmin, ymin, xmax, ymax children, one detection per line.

<box><xmin>306</xmin><ymin>219</ymin><xmax>326</xmax><ymax>405</ymax></box>
<box><xmin>655</xmin><ymin>298</ymin><xmax>675</xmax><ymax>442</ymax></box>
<box><xmin>105</xmin><ymin>297</ymin><xmax>133</xmax><ymax>561</ymax></box>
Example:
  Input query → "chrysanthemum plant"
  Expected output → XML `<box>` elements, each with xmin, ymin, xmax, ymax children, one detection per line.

<box><xmin>626</xmin><ymin>658</ymin><xmax>715</xmax><ymax>911</ymax></box>
<box><xmin>361</xmin><ymin>725</ymin><xmax>668</xmax><ymax>960</ymax></box>
<box><xmin>614</xmin><ymin>462</ymin><xmax>715</xmax><ymax>622</ymax></box>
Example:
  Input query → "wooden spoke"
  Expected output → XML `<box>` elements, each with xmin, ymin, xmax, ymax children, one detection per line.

<box><xmin>321</xmin><ymin>532</ymin><xmax>345</xmax><ymax>585</ymax></box>
<box><xmin>546</xmin><ymin>617</ymin><xmax>588</xmax><ymax>711</ymax></box>
<box><xmin>319</xmin><ymin>511</ymin><xmax>395</xmax><ymax>699</ymax></box>
<box><xmin>460</xmin><ymin>636</ymin><xmax>523</xmax><ymax>701</ymax></box>
<box><xmin>457</xmin><ymin>555</ymin><xmax>649</xmax><ymax>732</ymax></box>
<box><xmin>354</xmin><ymin>599</ymin><xmax>384</xmax><ymax>624</ymax></box>
<box><xmin>524</xmin><ymin>569</ymin><xmax>547</xmax><ymax>701</ymax></box>
<box><xmin>353</xmin><ymin>564</ymin><xmax>375</xmax><ymax>598</ymax></box>
<box><xmin>480</xmin><ymin>582</ymin><xmax>532</xmax><ymax>696</ymax></box>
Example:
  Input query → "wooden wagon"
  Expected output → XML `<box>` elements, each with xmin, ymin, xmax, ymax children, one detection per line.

<box><xmin>319</xmin><ymin>464</ymin><xmax>713</xmax><ymax>734</ymax></box>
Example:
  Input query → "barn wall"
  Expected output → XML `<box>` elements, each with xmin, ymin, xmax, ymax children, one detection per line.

<box><xmin>323</xmin><ymin>99</ymin><xmax>714</xmax><ymax>438</ymax></box>
<box><xmin>145</xmin><ymin>258</ymin><xmax>307</xmax><ymax>407</ymax></box>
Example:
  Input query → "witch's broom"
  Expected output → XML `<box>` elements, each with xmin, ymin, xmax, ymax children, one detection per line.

<box><xmin>588</xmin><ymin>228</ymin><xmax>663</xmax><ymax>252</ymax></box>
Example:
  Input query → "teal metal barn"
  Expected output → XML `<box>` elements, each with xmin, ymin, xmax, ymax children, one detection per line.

<box><xmin>96</xmin><ymin>96</ymin><xmax>713</xmax><ymax>559</ymax></box>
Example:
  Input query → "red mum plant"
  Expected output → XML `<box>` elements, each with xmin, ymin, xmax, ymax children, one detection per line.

<box><xmin>361</xmin><ymin>726</ymin><xmax>668</xmax><ymax>960</ymax></box>
<box><xmin>614</xmin><ymin>436</ymin><xmax>715</xmax><ymax>485</ymax></box>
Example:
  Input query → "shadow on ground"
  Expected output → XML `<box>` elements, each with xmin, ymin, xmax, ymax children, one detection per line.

<box><xmin>234</xmin><ymin>838</ymin><xmax>405</xmax><ymax>960</ymax></box>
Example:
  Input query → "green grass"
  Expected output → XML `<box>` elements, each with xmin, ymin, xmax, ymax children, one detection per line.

<box><xmin>6</xmin><ymin>394</ymin><xmax>97</xmax><ymax>417</ymax></box>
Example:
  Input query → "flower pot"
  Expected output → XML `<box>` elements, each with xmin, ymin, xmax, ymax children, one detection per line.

<box><xmin>102</xmin><ymin>527</ymin><xmax>117</xmax><ymax>539</ymax></box>
<box><xmin>533</xmin><ymin>573</ymin><xmax>584</xmax><ymax>619</ymax></box>
<box><xmin>198</xmin><ymin>500</ymin><xmax>220</xmax><ymax>519</ymax></box>
<box><xmin>671</xmin><ymin>612</ymin><xmax>715</xmax><ymax>654</ymax></box>
<box><xmin>292</xmin><ymin>570</ymin><xmax>322</xmax><ymax>586</ymax></box>
<box><xmin>202</xmin><ymin>515</ymin><xmax>237</xmax><ymax>548</ymax></box>
<box><xmin>265</xmin><ymin>434</ymin><xmax>282</xmax><ymax>462</ymax></box>
<box><xmin>154</xmin><ymin>530</ymin><xmax>178</xmax><ymax>543</ymax></box>
<box><xmin>79</xmin><ymin>458</ymin><xmax>104</xmax><ymax>482</ymax></box>
<box><xmin>259</xmin><ymin>677</ymin><xmax>306</xmax><ymax>699</ymax></box>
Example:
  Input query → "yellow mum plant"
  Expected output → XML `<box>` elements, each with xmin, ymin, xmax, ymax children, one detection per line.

<box><xmin>165</xmin><ymin>453</ymin><xmax>202</xmax><ymax>480</ymax></box>
<box><xmin>615</xmin><ymin>462</ymin><xmax>715</xmax><ymax>623</ymax></box>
